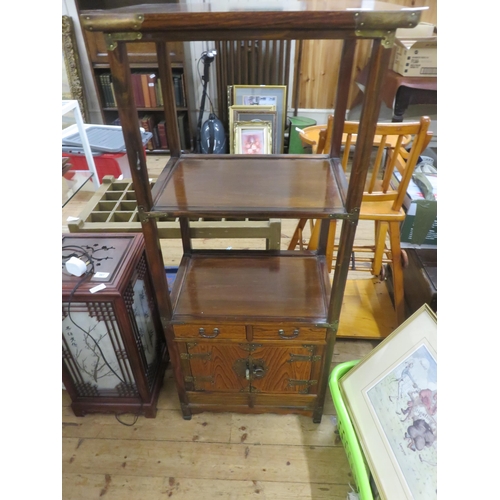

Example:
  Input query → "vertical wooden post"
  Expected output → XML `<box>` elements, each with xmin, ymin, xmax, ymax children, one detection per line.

<box><xmin>108</xmin><ymin>41</ymin><xmax>191</xmax><ymax>419</ymax></box>
<box><xmin>329</xmin><ymin>39</ymin><xmax>356</xmax><ymax>158</ymax></box>
<box><xmin>314</xmin><ymin>38</ymin><xmax>392</xmax><ymax>423</ymax></box>
<box><xmin>157</xmin><ymin>42</ymin><xmax>182</xmax><ymax>157</ymax></box>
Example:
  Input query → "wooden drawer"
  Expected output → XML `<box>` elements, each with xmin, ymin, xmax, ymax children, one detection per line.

<box><xmin>173</xmin><ymin>324</ymin><xmax>246</xmax><ymax>340</ymax></box>
<box><xmin>252</xmin><ymin>325</ymin><xmax>326</xmax><ymax>341</ymax></box>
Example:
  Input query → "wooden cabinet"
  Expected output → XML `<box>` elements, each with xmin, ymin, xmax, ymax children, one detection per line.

<box><xmin>79</xmin><ymin>1</ymin><xmax>424</xmax><ymax>423</ymax></box>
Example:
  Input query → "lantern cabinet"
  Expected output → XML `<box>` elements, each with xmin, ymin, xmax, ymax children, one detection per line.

<box><xmin>62</xmin><ymin>233</ymin><xmax>168</xmax><ymax>417</ymax></box>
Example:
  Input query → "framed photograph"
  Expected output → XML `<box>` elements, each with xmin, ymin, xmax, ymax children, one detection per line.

<box><xmin>339</xmin><ymin>304</ymin><xmax>437</xmax><ymax>500</ymax></box>
<box><xmin>232</xmin><ymin>85</ymin><xmax>287</xmax><ymax>153</ymax></box>
<box><xmin>229</xmin><ymin>105</ymin><xmax>277</xmax><ymax>154</ymax></box>
<box><xmin>234</xmin><ymin>121</ymin><xmax>272</xmax><ymax>155</ymax></box>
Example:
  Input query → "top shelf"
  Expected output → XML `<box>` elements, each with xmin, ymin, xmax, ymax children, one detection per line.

<box><xmin>150</xmin><ymin>155</ymin><xmax>348</xmax><ymax>218</ymax></box>
<box><xmin>80</xmin><ymin>0</ymin><xmax>425</xmax><ymax>40</ymax></box>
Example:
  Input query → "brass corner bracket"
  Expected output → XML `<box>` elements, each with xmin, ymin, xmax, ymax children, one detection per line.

<box><xmin>138</xmin><ymin>206</ymin><xmax>167</xmax><ymax>224</ymax></box>
<box><xmin>105</xmin><ymin>31</ymin><xmax>143</xmax><ymax>51</ymax></box>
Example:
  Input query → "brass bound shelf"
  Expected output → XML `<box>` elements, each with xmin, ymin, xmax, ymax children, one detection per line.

<box><xmin>80</xmin><ymin>0</ymin><xmax>424</xmax><ymax>422</ymax></box>
<box><xmin>151</xmin><ymin>155</ymin><xmax>348</xmax><ymax>218</ymax></box>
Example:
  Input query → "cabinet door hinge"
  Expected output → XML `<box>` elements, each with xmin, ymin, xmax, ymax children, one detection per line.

<box><xmin>287</xmin><ymin>379</ymin><xmax>318</xmax><ymax>394</ymax></box>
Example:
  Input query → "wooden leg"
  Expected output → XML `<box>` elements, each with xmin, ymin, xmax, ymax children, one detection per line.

<box><xmin>388</xmin><ymin>221</ymin><xmax>405</xmax><ymax>324</ymax></box>
<box><xmin>288</xmin><ymin>218</ymin><xmax>308</xmax><ymax>250</ymax></box>
<box><xmin>373</xmin><ymin>221</ymin><xmax>389</xmax><ymax>275</ymax></box>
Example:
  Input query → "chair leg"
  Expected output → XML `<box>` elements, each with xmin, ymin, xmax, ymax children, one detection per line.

<box><xmin>388</xmin><ymin>221</ymin><xmax>406</xmax><ymax>324</ymax></box>
<box><xmin>288</xmin><ymin>218</ymin><xmax>308</xmax><ymax>250</ymax></box>
<box><xmin>326</xmin><ymin>220</ymin><xmax>337</xmax><ymax>273</ymax></box>
<box><xmin>307</xmin><ymin>219</ymin><xmax>321</xmax><ymax>251</ymax></box>
<box><xmin>373</xmin><ymin>221</ymin><xmax>389</xmax><ymax>275</ymax></box>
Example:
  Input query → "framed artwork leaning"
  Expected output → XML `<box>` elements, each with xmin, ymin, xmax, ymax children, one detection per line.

<box><xmin>339</xmin><ymin>304</ymin><xmax>437</xmax><ymax>500</ymax></box>
<box><xmin>233</xmin><ymin>121</ymin><xmax>273</xmax><ymax>155</ymax></box>
<box><xmin>232</xmin><ymin>85</ymin><xmax>286</xmax><ymax>153</ymax></box>
<box><xmin>229</xmin><ymin>105</ymin><xmax>277</xmax><ymax>154</ymax></box>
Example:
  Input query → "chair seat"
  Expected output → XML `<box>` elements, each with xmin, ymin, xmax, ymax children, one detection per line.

<box><xmin>359</xmin><ymin>201</ymin><xmax>406</xmax><ymax>221</ymax></box>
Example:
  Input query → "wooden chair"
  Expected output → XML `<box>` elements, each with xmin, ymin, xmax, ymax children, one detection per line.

<box><xmin>288</xmin><ymin>116</ymin><xmax>432</xmax><ymax>323</ymax></box>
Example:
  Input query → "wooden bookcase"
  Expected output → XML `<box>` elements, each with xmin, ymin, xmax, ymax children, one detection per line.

<box><xmin>76</xmin><ymin>1</ymin><xmax>193</xmax><ymax>152</ymax></box>
<box><xmin>79</xmin><ymin>1</ymin><xmax>423</xmax><ymax>423</ymax></box>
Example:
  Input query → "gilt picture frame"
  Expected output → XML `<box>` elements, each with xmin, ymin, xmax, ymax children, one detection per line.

<box><xmin>229</xmin><ymin>105</ymin><xmax>277</xmax><ymax>154</ymax></box>
<box><xmin>232</xmin><ymin>85</ymin><xmax>286</xmax><ymax>153</ymax></box>
<box><xmin>339</xmin><ymin>304</ymin><xmax>437</xmax><ymax>500</ymax></box>
<box><xmin>62</xmin><ymin>15</ymin><xmax>89</xmax><ymax>122</ymax></box>
<box><xmin>234</xmin><ymin>121</ymin><xmax>272</xmax><ymax>155</ymax></box>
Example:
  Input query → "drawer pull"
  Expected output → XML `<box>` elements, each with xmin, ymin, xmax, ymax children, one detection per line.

<box><xmin>278</xmin><ymin>328</ymin><xmax>300</xmax><ymax>339</ymax></box>
<box><xmin>199</xmin><ymin>327</ymin><xmax>220</xmax><ymax>338</ymax></box>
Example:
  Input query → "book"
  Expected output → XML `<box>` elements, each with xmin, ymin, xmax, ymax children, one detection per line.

<box><xmin>177</xmin><ymin>113</ymin><xmax>187</xmax><ymax>150</ymax></box>
<box><xmin>147</xmin><ymin>73</ymin><xmax>158</xmax><ymax>108</ymax></box>
<box><xmin>99</xmin><ymin>73</ymin><xmax>115</xmax><ymax>108</ymax></box>
<box><xmin>139</xmin><ymin>114</ymin><xmax>157</xmax><ymax>150</ymax></box>
<box><xmin>157</xmin><ymin>120</ymin><xmax>168</xmax><ymax>149</ymax></box>
<box><xmin>141</xmin><ymin>73</ymin><xmax>151</xmax><ymax>108</ymax></box>
<box><xmin>131</xmin><ymin>73</ymin><xmax>145</xmax><ymax>108</ymax></box>
<box><xmin>156</xmin><ymin>77</ymin><xmax>163</xmax><ymax>107</ymax></box>
<box><xmin>173</xmin><ymin>73</ymin><xmax>185</xmax><ymax>107</ymax></box>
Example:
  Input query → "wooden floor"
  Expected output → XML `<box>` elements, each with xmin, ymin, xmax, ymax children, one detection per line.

<box><xmin>62</xmin><ymin>155</ymin><xmax>386</xmax><ymax>500</ymax></box>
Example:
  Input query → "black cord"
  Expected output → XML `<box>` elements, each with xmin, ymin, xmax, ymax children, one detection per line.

<box><xmin>63</xmin><ymin>245</ymin><xmax>143</xmax><ymax>426</ymax></box>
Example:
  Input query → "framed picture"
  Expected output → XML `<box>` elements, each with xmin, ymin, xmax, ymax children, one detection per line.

<box><xmin>234</xmin><ymin>121</ymin><xmax>272</xmax><ymax>155</ymax></box>
<box><xmin>229</xmin><ymin>106</ymin><xmax>277</xmax><ymax>154</ymax></box>
<box><xmin>232</xmin><ymin>85</ymin><xmax>286</xmax><ymax>153</ymax></box>
<box><xmin>339</xmin><ymin>304</ymin><xmax>437</xmax><ymax>500</ymax></box>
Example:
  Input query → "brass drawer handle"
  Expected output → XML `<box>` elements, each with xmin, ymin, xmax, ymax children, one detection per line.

<box><xmin>278</xmin><ymin>328</ymin><xmax>300</xmax><ymax>339</ymax></box>
<box><xmin>199</xmin><ymin>327</ymin><xmax>220</xmax><ymax>338</ymax></box>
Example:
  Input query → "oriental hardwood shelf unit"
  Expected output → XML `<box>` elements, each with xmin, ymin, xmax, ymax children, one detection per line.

<box><xmin>80</xmin><ymin>1</ymin><xmax>424</xmax><ymax>423</ymax></box>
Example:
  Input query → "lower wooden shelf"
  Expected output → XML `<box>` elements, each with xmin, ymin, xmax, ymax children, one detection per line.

<box><xmin>170</xmin><ymin>251</ymin><xmax>331</xmax><ymax>324</ymax></box>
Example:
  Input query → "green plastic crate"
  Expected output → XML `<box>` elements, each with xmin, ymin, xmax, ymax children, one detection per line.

<box><xmin>329</xmin><ymin>360</ymin><xmax>374</xmax><ymax>500</ymax></box>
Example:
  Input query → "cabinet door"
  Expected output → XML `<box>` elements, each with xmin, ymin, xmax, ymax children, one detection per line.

<box><xmin>181</xmin><ymin>342</ymin><xmax>249</xmax><ymax>392</ymax></box>
<box><xmin>249</xmin><ymin>344</ymin><xmax>324</xmax><ymax>394</ymax></box>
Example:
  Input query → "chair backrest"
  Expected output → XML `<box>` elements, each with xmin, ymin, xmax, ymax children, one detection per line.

<box><xmin>319</xmin><ymin>115</ymin><xmax>432</xmax><ymax>211</ymax></box>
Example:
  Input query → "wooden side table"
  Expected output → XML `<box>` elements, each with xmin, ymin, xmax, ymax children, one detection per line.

<box><xmin>354</xmin><ymin>68</ymin><xmax>437</xmax><ymax>122</ymax></box>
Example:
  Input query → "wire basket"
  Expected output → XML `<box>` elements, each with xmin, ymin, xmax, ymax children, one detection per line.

<box><xmin>329</xmin><ymin>360</ymin><xmax>374</xmax><ymax>500</ymax></box>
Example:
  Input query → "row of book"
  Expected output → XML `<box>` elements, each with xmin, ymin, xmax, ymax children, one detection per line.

<box><xmin>113</xmin><ymin>113</ymin><xmax>189</xmax><ymax>151</ymax></box>
<box><xmin>99</xmin><ymin>71</ymin><xmax>187</xmax><ymax>109</ymax></box>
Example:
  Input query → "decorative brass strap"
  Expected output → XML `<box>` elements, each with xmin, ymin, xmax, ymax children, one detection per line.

<box><xmin>81</xmin><ymin>13</ymin><xmax>145</xmax><ymax>35</ymax></box>
<box><xmin>238</xmin><ymin>343</ymin><xmax>263</xmax><ymax>352</ymax></box>
<box><xmin>104</xmin><ymin>32</ymin><xmax>143</xmax><ymax>51</ymax></box>
<box><xmin>184</xmin><ymin>375</ymin><xmax>214</xmax><ymax>384</ymax></box>
<box><xmin>180</xmin><ymin>352</ymin><xmax>212</xmax><ymax>361</ymax></box>
<box><xmin>287</xmin><ymin>353</ymin><xmax>321</xmax><ymax>363</ymax></box>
